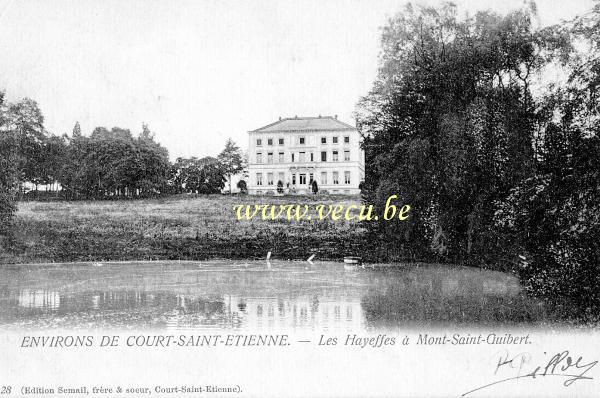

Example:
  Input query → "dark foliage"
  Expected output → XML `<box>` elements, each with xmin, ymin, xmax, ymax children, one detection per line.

<box><xmin>358</xmin><ymin>1</ymin><xmax>600</xmax><ymax>321</ymax></box>
<box><xmin>169</xmin><ymin>156</ymin><xmax>225</xmax><ymax>194</ymax></box>
<box><xmin>60</xmin><ymin>125</ymin><xmax>170</xmax><ymax>199</ymax></box>
<box><xmin>356</xmin><ymin>3</ymin><xmax>544</xmax><ymax>264</ymax></box>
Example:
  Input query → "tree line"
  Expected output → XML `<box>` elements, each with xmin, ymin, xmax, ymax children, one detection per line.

<box><xmin>0</xmin><ymin>96</ymin><xmax>245</xmax><ymax>223</ymax></box>
<box><xmin>357</xmin><ymin>2</ymin><xmax>600</xmax><ymax>317</ymax></box>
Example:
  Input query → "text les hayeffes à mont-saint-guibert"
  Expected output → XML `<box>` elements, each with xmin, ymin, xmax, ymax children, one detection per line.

<box><xmin>318</xmin><ymin>333</ymin><xmax>532</xmax><ymax>348</ymax></box>
<box><xmin>234</xmin><ymin>195</ymin><xmax>410</xmax><ymax>222</ymax></box>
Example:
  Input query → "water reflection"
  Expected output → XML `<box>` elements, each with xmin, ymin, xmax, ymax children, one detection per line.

<box><xmin>0</xmin><ymin>260</ymin><xmax>567</xmax><ymax>330</ymax></box>
<box><xmin>18</xmin><ymin>290</ymin><xmax>61</xmax><ymax>310</ymax></box>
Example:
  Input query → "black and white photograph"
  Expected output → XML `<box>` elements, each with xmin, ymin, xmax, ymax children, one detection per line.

<box><xmin>0</xmin><ymin>0</ymin><xmax>599</xmax><ymax>397</ymax></box>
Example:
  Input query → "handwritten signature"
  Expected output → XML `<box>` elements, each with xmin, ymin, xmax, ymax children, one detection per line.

<box><xmin>462</xmin><ymin>350</ymin><xmax>597</xmax><ymax>396</ymax></box>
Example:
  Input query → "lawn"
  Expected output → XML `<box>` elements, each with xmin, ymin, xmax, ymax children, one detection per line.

<box><xmin>0</xmin><ymin>194</ymin><xmax>370</xmax><ymax>264</ymax></box>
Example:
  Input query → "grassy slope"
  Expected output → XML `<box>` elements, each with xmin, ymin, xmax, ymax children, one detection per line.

<box><xmin>1</xmin><ymin>195</ymin><xmax>368</xmax><ymax>264</ymax></box>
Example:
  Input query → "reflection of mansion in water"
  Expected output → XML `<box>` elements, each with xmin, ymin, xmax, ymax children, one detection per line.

<box><xmin>18</xmin><ymin>290</ymin><xmax>61</xmax><ymax>310</ymax></box>
<box><xmin>222</xmin><ymin>295</ymin><xmax>363</xmax><ymax>330</ymax></box>
<box><xmin>161</xmin><ymin>294</ymin><xmax>364</xmax><ymax>331</ymax></box>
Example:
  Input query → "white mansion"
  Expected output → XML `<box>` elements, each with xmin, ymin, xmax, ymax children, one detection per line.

<box><xmin>247</xmin><ymin>115</ymin><xmax>364</xmax><ymax>195</ymax></box>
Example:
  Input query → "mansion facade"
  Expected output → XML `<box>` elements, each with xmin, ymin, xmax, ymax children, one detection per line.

<box><xmin>247</xmin><ymin>115</ymin><xmax>364</xmax><ymax>195</ymax></box>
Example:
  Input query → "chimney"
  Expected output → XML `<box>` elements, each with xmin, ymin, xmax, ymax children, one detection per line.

<box><xmin>278</xmin><ymin>116</ymin><xmax>282</xmax><ymax>121</ymax></box>
<box><xmin>294</xmin><ymin>115</ymin><xmax>298</xmax><ymax>119</ymax></box>
<box><xmin>318</xmin><ymin>114</ymin><xmax>321</xmax><ymax>118</ymax></box>
<box><xmin>334</xmin><ymin>114</ymin><xmax>338</xmax><ymax>119</ymax></box>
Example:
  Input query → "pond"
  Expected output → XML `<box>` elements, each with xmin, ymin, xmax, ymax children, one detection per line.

<box><xmin>0</xmin><ymin>260</ymin><xmax>565</xmax><ymax>331</ymax></box>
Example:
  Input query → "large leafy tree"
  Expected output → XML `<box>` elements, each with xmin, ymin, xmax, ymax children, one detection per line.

<box><xmin>4</xmin><ymin>98</ymin><xmax>47</xmax><ymax>194</ymax></box>
<box><xmin>217</xmin><ymin>138</ymin><xmax>244</xmax><ymax>194</ymax></box>
<box><xmin>60</xmin><ymin>122</ymin><xmax>90</xmax><ymax>199</ymax></box>
<box><xmin>495</xmin><ymin>3</ymin><xmax>600</xmax><ymax>316</ymax></box>
<box><xmin>59</xmin><ymin>125</ymin><xmax>170</xmax><ymax>198</ymax></box>
<box><xmin>0</xmin><ymin>92</ymin><xmax>18</xmax><ymax>234</ymax></box>
<box><xmin>170</xmin><ymin>156</ymin><xmax>225</xmax><ymax>194</ymax></box>
<box><xmin>356</xmin><ymin>3</ymin><xmax>546</xmax><ymax>263</ymax></box>
<box><xmin>135</xmin><ymin>124</ymin><xmax>171</xmax><ymax>197</ymax></box>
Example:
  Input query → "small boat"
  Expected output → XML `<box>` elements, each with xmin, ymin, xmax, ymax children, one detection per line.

<box><xmin>343</xmin><ymin>257</ymin><xmax>362</xmax><ymax>269</ymax></box>
<box><xmin>343</xmin><ymin>256</ymin><xmax>362</xmax><ymax>265</ymax></box>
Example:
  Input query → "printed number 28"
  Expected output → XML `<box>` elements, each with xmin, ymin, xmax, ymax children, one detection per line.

<box><xmin>0</xmin><ymin>386</ymin><xmax>11</xmax><ymax>394</ymax></box>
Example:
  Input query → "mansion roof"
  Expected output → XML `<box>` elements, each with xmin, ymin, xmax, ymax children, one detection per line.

<box><xmin>250</xmin><ymin>116</ymin><xmax>355</xmax><ymax>133</ymax></box>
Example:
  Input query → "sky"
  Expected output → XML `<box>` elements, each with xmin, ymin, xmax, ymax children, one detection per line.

<box><xmin>0</xmin><ymin>0</ymin><xmax>595</xmax><ymax>160</ymax></box>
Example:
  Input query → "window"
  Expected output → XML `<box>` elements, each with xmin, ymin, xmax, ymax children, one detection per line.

<box><xmin>267</xmin><ymin>152</ymin><xmax>273</xmax><ymax>164</ymax></box>
<box><xmin>344</xmin><ymin>171</ymin><xmax>351</xmax><ymax>184</ymax></box>
<box><xmin>310</xmin><ymin>152</ymin><xmax>314</xmax><ymax>162</ymax></box>
<box><xmin>278</xmin><ymin>172</ymin><xmax>285</xmax><ymax>184</ymax></box>
<box><xmin>321</xmin><ymin>137</ymin><xmax>327</xmax><ymax>144</ymax></box>
<box><xmin>344</xmin><ymin>136</ymin><xmax>350</xmax><ymax>143</ymax></box>
<box><xmin>344</xmin><ymin>150</ymin><xmax>350</xmax><ymax>161</ymax></box>
<box><xmin>256</xmin><ymin>152</ymin><xmax>263</xmax><ymax>163</ymax></box>
<box><xmin>321</xmin><ymin>151</ymin><xmax>327</xmax><ymax>162</ymax></box>
<box><xmin>333</xmin><ymin>136</ymin><xmax>338</xmax><ymax>144</ymax></box>
<box><xmin>299</xmin><ymin>137</ymin><xmax>305</xmax><ymax>145</ymax></box>
<box><xmin>332</xmin><ymin>150</ymin><xmax>339</xmax><ymax>162</ymax></box>
<box><xmin>256</xmin><ymin>138</ymin><xmax>262</xmax><ymax>146</ymax></box>
<box><xmin>299</xmin><ymin>174</ymin><xmax>307</xmax><ymax>185</ymax></box>
<box><xmin>267</xmin><ymin>138</ymin><xmax>273</xmax><ymax>146</ymax></box>
<box><xmin>278</xmin><ymin>152</ymin><xmax>284</xmax><ymax>163</ymax></box>
<box><xmin>267</xmin><ymin>172</ymin><xmax>274</xmax><ymax>186</ymax></box>
<box><xmin>292</xmin><ymin>174</ymin><xmax>296</xmax><ymax>185</ymax></box>
<box><xmin>279</xmin><ymin>138</ymin><xmax>284</xmax><ymax>145</ymax></box>
<box><xmin>333</xmin><ymin>171</ymin><xmax>339</xmax><ymax>185</ymax></box>
<box><xmin>321</xmin><ymin>172</ymin><xmax>327</xmax><ymax>185</ymax></box>
<box><xmin>291</xmin><ymin>153</ymin><xmax>295</xmax><ymax>162</ymax></box>
<box><xmin>256</xmin><ymin>173</ymin><xmax>263</xmax><ymax>186</ymax></box>
<box><xmin>299</xmin><ymin>152</ymin><xmax>306</xmax><ymax>162</ymax></box>
<box><xmin>309</xmin><ymin>173</ymin><xmax>314</xmax><ymax>184</ymax></box>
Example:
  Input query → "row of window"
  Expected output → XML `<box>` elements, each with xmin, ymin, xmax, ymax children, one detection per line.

<box><xmin>255</xmin><ymin>171</ymin><xmax>352</xmax><ymax>186</ymax></box>
<box><xmin>256</xmin><ymin>135</ymin><xmax>350</xmax><ymax>147</ymax></box>
<box><xmin>256</xmin><ymin>150</ymin><xmax>350</xmax><ymax>164</ymax></box>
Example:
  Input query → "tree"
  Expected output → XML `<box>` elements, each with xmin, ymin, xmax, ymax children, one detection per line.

<box><xmin>59</xmin><ymin>125</ymin><xmax>170</xmax><ymax>199</ymax></box>
<box><xmin>356</xmin><ymin>2</ymin><xmax>545</xmax><ymax>263</ymax></box>
<box><xmin>237</xmin><ymin>179</ymin><xmax>248</xmax><ymax>194</ymax></box>
<box><xmin>135</xmin><ymin>124</ymin><xmax>170</xmax><ymax>197</ymax></box>
<box><xmin>494</xmin><ymin>3</ymin><xmax>600</xmax><ymax>316</ymax></box>
<box><xmin>311</xmin><ymin>180</ymin><xmax>318</xmax><ymax>194</ymax></box>
<box><xmin>5</xmin><ymin>98</ymin><xmax>47</xmax><ymax>195</ymax></box>
<box><xmin>169</xmin><ymin>156</ymin><xmax>225</xmax><ymax>194</ymax></box>
<box><xmin>37</xmin><ymin>134</ymin><xmax>67</xmax><ymax>193</ymax></box>
<box><xmin>217</xmin><ymin>138</ymin><xmax>244</xmax><ymax>194</ymax></box>
<box><xmin>72</xmin><ymin>122</ymin><xmax>81</xmax><ymax>138</ymax></box>
<box><xmin>0</xmin><ymin>92</ymin><xmax>18</xmax><ymax>234</ymax></box>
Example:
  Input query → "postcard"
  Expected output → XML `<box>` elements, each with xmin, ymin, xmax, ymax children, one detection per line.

<box><xmin>0</xmin><ymin>0</ymin><xmax>599</xmax><ymax>397</ymax></box>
